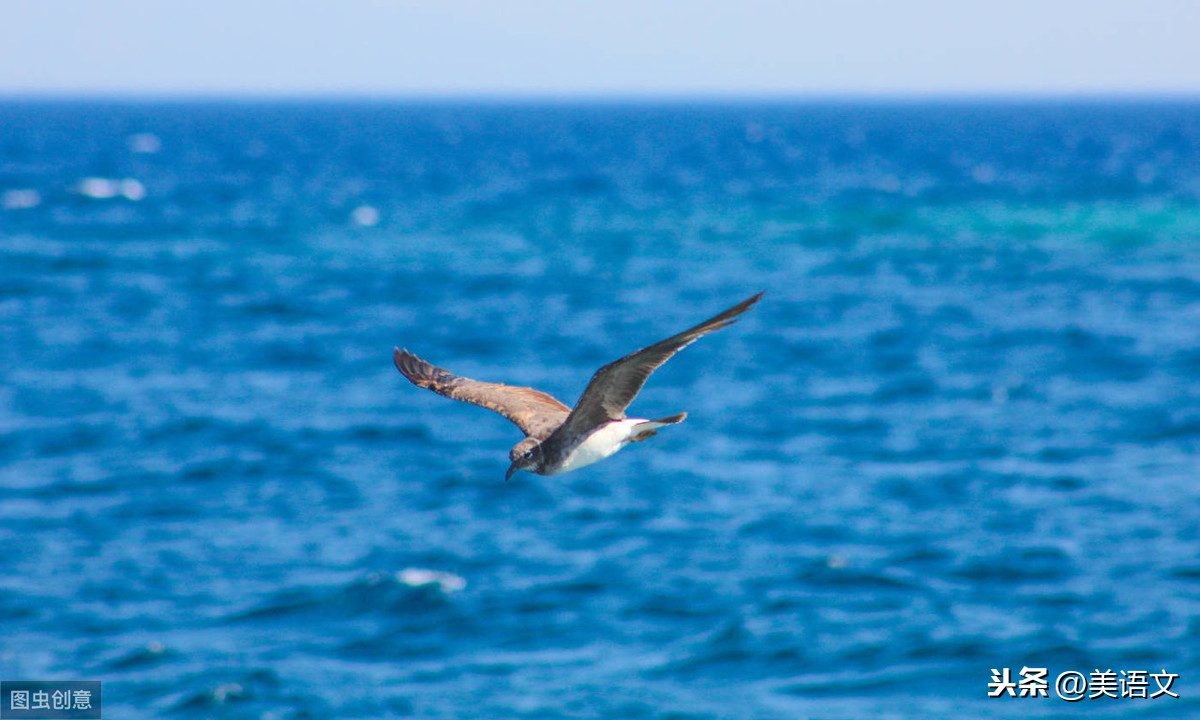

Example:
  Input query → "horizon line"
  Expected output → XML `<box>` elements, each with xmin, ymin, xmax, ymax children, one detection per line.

<box><xmin>1</xmin><ymin>88</ymin><xmax>1199</xmax><ymax>105</ymax></box>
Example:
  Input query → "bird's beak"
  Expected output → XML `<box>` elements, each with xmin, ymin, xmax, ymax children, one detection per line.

<box><xmin>505</xmin><ymin>462</ymin><xmax>519</xmax><ymax>482</ymax></box>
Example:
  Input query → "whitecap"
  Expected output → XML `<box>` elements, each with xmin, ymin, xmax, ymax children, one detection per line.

<box><xmin>77</xmin><ymin>177</ymin><xmax>120</xmax><ymax>199</ymax></box>
<box><xmin>120</xmin><ymin>178</ymin><xmax>147</xmax><ymax>201</ymax></box>
<box><xmin>75</xmin><ymin>177</ymin><xmax>145</xmax><ymax>201</ymax></box>
<box><xmin>2</xmin><ymin>189</ymin><xmax>40</xmax><ymax>210</ymax></box>
<box><xmin>211</xmin><ymin>683</ymin><xmax>244</xmax><ymax>704</ymax></box>
<box><xmin>397</xmin><ymin>567</ymin><xmax>466</xmax><ymax>593</ymax></box>
<box><xmin>128</xmin><ymin>132</ymin><xmax>162</xmax><ymax>154</ymax></box>
<box><xmin>351</xmin><ymin>204</ymin><xmax>380</xmax><ymax>227</ymax></box>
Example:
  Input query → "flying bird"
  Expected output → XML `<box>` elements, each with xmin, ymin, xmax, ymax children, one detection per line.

<box><xmin>394</xmin><ymin>291</ymin><xmax>763</xmax><ymax>480</ymax></box>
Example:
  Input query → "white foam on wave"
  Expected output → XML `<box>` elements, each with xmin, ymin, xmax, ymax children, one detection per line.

<box><xmin>2</xmin><ymin>189</ymin><xmax>40</xmax><ymax>210</ymax></box>
<box><xmin>77</xmin><ymin>177</ymin><xmax>120</xmax><ymax>199</ymax></box>
<box><xmin>351</xmin><ymin>205</ymin><xmax>379</xmax><ymax>227</ymax></box>
<box><xmin>128</xmin><ymin>132</ymin><xmax>162</xmax><ymax>154</ymax></box>
<box><xmin>76</xmin><ymin>177</ymin><xmax>146</xmax><ymax>201</ymax></box>
<box><xmin>120</xmin><ymin>179</ymin><xmax>146</xmax><ymax>201</ymax></box>
<box><xmin>398</xmin><ymin>567</ymin><xmax>466</xmax><ymax>593</ymax></box>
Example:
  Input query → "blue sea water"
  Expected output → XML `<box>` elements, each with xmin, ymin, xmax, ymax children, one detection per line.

<box><xmin>2</xmin><ymin>99</ymin><xmax>1200</xmax><ymax>719</ymax></box>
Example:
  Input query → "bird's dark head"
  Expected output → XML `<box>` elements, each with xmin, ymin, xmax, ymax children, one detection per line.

<box><xmin>506</xmin><ymin>438</ymin><xmax>543</xmax><ymax>481</ymax></box>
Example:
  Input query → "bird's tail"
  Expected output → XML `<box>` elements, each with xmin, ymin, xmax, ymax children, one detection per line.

<box><xmin>629</xmin><ymin>412</ymin><xmax>686</xmax><ymax>442</ymax></box>
<box><xmin>645</xmin><ymin>412</ymin><xmax>687</xmax><ymax>426</ymax></box>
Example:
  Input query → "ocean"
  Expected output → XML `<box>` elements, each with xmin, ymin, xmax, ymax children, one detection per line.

<box><xmin>2</xmin><ymin>99</ymin><xmax>1199</xmax><ymax>719</ymax></box>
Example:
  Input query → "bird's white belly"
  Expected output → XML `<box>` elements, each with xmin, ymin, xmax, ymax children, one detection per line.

<box><xmin>549</xmin><ymin>419</ymin><xmax>649</xmax><ymax>475</ymax></box>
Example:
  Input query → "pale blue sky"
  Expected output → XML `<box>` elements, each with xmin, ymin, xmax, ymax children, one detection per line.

<box><xmin>2</xmin><ymin>0</ymin><xmax>1198</xmax><ymax>97</ymax></box>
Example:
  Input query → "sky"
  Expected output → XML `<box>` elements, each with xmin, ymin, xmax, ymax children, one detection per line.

<box><xmin>1</xmin><ymin>0</ymin><xmax>1198</xmax><ymax>98</ymax></box>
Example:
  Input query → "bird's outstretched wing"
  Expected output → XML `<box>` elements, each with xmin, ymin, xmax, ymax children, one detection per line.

<box><xmin>394</xmin><ymin>348</ymin><xmax>571</xmax><ymax>440</ymax></box>
<box><xmin>554</xmin><ymin>291</ymin><xmax>763</xmax><ymax>437</ymax></box>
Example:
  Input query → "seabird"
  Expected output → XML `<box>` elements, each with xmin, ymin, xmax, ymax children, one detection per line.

<box><xmin>394</xmin><ymin>291</ymin><xmax>763</xmax><ymax>480</ymax></box>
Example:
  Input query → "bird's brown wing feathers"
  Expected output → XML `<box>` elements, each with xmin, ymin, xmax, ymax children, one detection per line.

<box><xmin>555</xmin><ymin>291</ymin><xmax>763</xmax><ymax>437</ymax></box>
<box><xmin>394</xmin><ymin>348</ymin><xmax>570</xmax><ymax>440</ymax></box>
